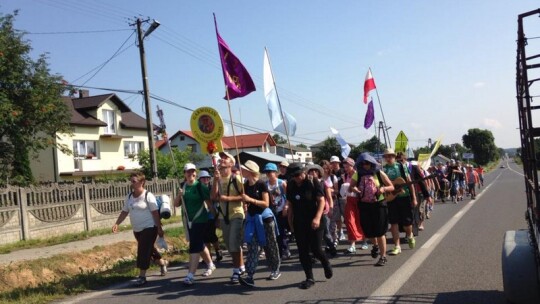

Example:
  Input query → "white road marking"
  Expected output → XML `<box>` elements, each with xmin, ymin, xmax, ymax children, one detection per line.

<box><xmin>366</xmin><ymin>171</ymin><xmax>503</xmax><ymax>303</ymax></box>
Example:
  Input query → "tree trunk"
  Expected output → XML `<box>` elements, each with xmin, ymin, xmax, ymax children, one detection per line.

<box><xmin>10</xmin><ymin>137</ymin><xmax>34</xmax><ymax>185</ymax></box>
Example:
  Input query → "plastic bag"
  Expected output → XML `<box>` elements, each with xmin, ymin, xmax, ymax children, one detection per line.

<box><xmin>156</xmin><ymin>236</ymin><xmax>169</xmax><ymax>251</ymax></box>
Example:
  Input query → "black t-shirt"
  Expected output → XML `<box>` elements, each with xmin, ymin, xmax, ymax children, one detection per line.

<box><xmin>278</xmin><ymin>173</ymin><xmax>288</xmax><ymax>181</ymax></box>
<box><xmin>245</xmin><ymin>180</ymin><xmax>269</xmax><ymax>216</ymax></box>
<box><xmin>287</xmin><ymin>177</ymin><xmax>324</xmax><ymax>225</ymax></box>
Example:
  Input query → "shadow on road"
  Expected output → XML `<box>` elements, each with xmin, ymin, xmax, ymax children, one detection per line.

<box><xmin>283</xmin><ymin>289</ymin><xmax>506</xmax><ymax>304</ymax></box>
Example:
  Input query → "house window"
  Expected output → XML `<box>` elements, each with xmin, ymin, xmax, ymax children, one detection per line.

<box><xmin>180</xmin><ymin>136</ymin><xmax>185</xmax><ymax>141</ymax></box>
<box><xmin>73</xmin><ymin>140</ymin><xmax>98</xmax><ymax>159</ymax></box>
<box><xmin>124</xmin><ymin>141</ymin><xmax>144</xmax><ymax>158</ymax></box>
<box><xmin>187</xmin><ymin>143</ymin><xmax>197</xmax><ymax>153</ymax></box>
<box><xmin>103</xmin><ymin>110</ymin><xmax>116</xmax><ymax>134</ymax></box>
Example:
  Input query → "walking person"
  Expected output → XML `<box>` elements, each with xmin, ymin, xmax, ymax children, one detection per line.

<box><xmin>263</xmin><ymin>162</ymin><xmax>290</xmax><ymax>260</ymax></box>
<box><xmin>211</xmin><ymin>152</ymin><xmax>246</xmax><ymax>284</ymax></box>
<box><xmin>466</xmin><ymin>165</ymin><xmax>479</xmax><ymax>199</ymax></box>
<box><xmin>382</xmin><ymin>149</ymin><xmax>418</xmax><ymax>256</ymax></box>
<box><xmin>329</xmin><ymin>156</ymin><xmax>346</xmax><ymax>243</ymax></box>
<box><xmin>287</xmin><ymin>163</ymin><xmax>333</xmax><ymax>289</ymax></box>
<box><xmin>343</xmin><ymin>157</ymin><xmax>368</xmax><ymax>254</ymax></box>
<box><xmin>174</xmin><ymin>163</ymin><xmax>216</xmax><ymax>286</ymax></box>
<box><xmin>238</xmin><ymin>161</ymin><xmax>281</xmax><ymax>287</ymax></box>
<box><xmin>199</xmin><ymin>170</ymin><xmax>223</xmax><ymax>263</ymax></box>
<box><xmin>350</xmin><ymin>153</ymin><xmax>394</xmax><ymax>266</ymax></box>
<box><xmin>112</xmin><ymin>171</ymin><xmax>168</xmax><ymax>286</ymax></box>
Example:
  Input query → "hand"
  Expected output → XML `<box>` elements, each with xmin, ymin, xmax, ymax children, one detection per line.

<box><xmin>411</xmin><ymin>199</ymin><xmax>418</xmax><ymax>208</ymax></box>
<box><xmin>112</xmin><ymin>224</ymin><xmax>119</xmax><ymax>233</ymax></box>
<box><xmin>214</xmin><ymin>168</ymin><xmax>221</xmax><ymax>179</ymax></box>
<box><xmin>426</xmin><ymin>196</ymin><xmax>433</xmax><ymax>205</ymax></box>
<box><xmin>311</xmin><ymin>217</ymin><xmax>320</xmax><ymax>230</ymax></box>
<box><xmin>282</xmin><ymin>208</ymin><xmax>288</xmax><ymax>217</ymax></box>
<box><xmin>157</xmin><ymin>226</ymin><xmax>164</xmax><ymax>238</ymax></box>
<box><xmin>241</xmin><ymin>194</ymin><xmax>252</xmax><ymax>203</ymax></box>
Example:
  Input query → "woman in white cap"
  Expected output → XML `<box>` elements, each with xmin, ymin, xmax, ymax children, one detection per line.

<box><xmin>173</xmin><ymin>163</ymin><xmax>216</xmax><ymax>286</ymax></box>
<box><xmin>239</xmin><ymin>160</ymin><xmax>281</xmax><ymax>287</ymax></box>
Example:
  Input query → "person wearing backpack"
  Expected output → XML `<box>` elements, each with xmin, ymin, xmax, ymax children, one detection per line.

<box><xmin>382</xmin><ymin>149</ymin><xmax>418</xmax><ymax>256</ymax></box>
<box><xmin>350</xmin><ymin>153</ymin><xmax>394</xmax><ymax>266</ymax></box>
<box><xmin>263</xmin><ymin>163</ymin><xmax>290</xmax><ymax>260</ymax></box>
<box><xmin>173</xmin><ymin>163</ymin><xmax>216</xmax><ymax>286</ymax></box>
<box><xmin>238</xmin><ymin>160</ymin><xmax>281</xmax><ymax>287</ymax></box>
<box><xmin>199</xmin><ymin>170</ymin><xmax>223</xmax><ymax>263</ymax></box>
<box><xmin>112</xmin><ymin>171</ymin><xmax>167</xmax><ymax>287</ymax></box>
<box><xmin>211</xmin><ymin>152</ymin><xmax>245</xmax><ymax>284</ymax></box>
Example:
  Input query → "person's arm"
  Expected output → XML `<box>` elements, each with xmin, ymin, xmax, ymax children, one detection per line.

<box><xmin>112</xmin><ymin>211</ymin><xmax>128</xmax><ymax>233</ymax></box>
<box><xmin>173</xmin><ymin>187</ymin><xmax>183</xmax><ymax>207</ymax></box>
<box><xmin>312</xmin><ymin>194</ymin><xmax>325</xmax><ymax>230</ymax></box>
<box><xmin>282</xmin><ymin>181</ymin><xmax>289</xmax><ymax>217</ymax></box>
<box><xmin>287</xmin><ymin>200</ymin><xmax>294</xmax><ymax>233</ymax></box>
<box><xmin>325</xmin><ymin>185</ymin><xmax>334</xmax><ymax>209</ymax></box>
<box><xmin>151</xmin><ymin>209</ymin><xmax>164</xmax><ymax>237</ymax></box>
<box><xmin>379</xmin><ymin>171</ymin><xmax>395</xmax><ymax>194</ymax></box>
<box><xmin>241</xmin><ymin>186</ymin><xmax>269</xmax><ymax>209</ymax></box>
<box><xmin>405</xmin><ymin>172</ymin><xmax>417</xmax><ymax>207</ymax></box>
<box><xmin>211</xmin><ymin>170</ymin><xmax>221</xmax><ymax>201</ymax></box>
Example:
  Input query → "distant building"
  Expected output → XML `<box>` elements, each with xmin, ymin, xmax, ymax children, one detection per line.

<box><xmin>275</xmin><ymin>144</ymin><xmax>313</xmax><ymax>163</ymax></box>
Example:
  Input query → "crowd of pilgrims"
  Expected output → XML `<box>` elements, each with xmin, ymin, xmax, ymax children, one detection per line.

<box><xmin>114</xmin><ymin>149</ymin><xmax>484</xmax><ymax>289</ymax></box>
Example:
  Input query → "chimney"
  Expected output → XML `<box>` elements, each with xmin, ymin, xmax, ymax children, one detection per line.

<box><xmin>78</xmin><ymin>89</ymin><xmax>89</xmax><ymax>99</ymax></box>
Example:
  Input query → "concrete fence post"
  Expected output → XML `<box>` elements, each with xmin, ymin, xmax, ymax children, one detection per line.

<box><xmin>18</xmin><ymin>187</ymin><xmax>29</xmax><ymax>241</ymax></box>
<box><xmin>83</xmin><ymin>184</ymin><xmax>92</xmax><ymax>231</ymax></box>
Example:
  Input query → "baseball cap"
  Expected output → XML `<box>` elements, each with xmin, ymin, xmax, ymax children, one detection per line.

<box><xmin>330</xmin><ymin>156</ymin><xmax>340</xmax><ymax>163</ymax></box>
<box><xmin>219</xmin><ymin>151</ymin><xmax>235</xmax><ymax>165</ymax></box>
<box><xmin>183</xmin><ymin>163</ymin><xmax>196</xmax><ymax>171</ymax></box>
<box><xmin>263</xmin><ymin>163</ymin><xmax>278</xmax><ymax>172</ymax></box>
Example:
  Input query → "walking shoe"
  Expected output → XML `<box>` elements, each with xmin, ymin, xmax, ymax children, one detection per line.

<box><xmin>133</xmin><ymin>276</ymin><xmax>147</xmax><ymax>287</ymax></box>
<box><xmin>215</xmin><ymin>250</ymin><xmax>223</xmax><ymax>262</ymax></box>
<box><xmin>408</xmin><ymin>236</ymin><xmax>416</xmax><ymax>249</ymax></box>
<box><xmin>258</xmin><ymin>249</ymin><xmax>266</xmax><ymax>259</ymax></box>
<box><xmin>202</xmin><ymin>264</ymin><xmax>216</xmax><ymax>277</ymax></box>
<box><xmin>299</xmin><ymin>279</ymin><xmax>315</xmax><ymax>289</ymax></box>
<box><xmin>339</xmin><ymin>233</ymin><xmax>347</xmax><ymax>241</ymax></box>
<box><xmin>183</xmin><ymin>275</ymin><xmax>194</xmax><ymax>286</ymax></box>
<box><xmin>360</xmin><ymin>241</ymin><xmax>369</xmax><ymax>250</ymax></box>
<box><xmin>160</xmin><ymin>260</ymin><xmax>169</xmax><ymax>276</ymax></box>
<box><xmin>375</xmin><ymin>256</ymin><xmax>387</xmax><ymax>267</ymax></box>
<box><xmin>239</xmin><ymin>275</ymin><xmax>255</xmax><ymax>287</ymax></box>
<box><xmin>344</xmin><ymin>245</ymin><xmax>356</xmax><ymax>254</ymax></box>
<box><xmin>389</xmin><ymin>246</ymin><xmax>401</xmax><ymax>256</ymax></box>
<box><xmin>426</xmin><ymin>210</ymin><xmax>431</xmax><ymax>219</ymax></box>
<box><xmin>371</xmin><ymin>245</ymin><xmax>380</xmax><ymax>259</ymax></box>
<box><xmin>281</xmin><ymin>250</ymin><xmax>291</xmax><ymax>260</ymax></box>
<box><xmin>230</xmin><ymin>272</ymin><xmax>241</xmax><ymax>284</ymax></box>
<box><xmin>323</xmin><ymin>263</ymin><xmax>333</xmax><ymax>279</ymax></box>
<box><xmin>267</xmin><ymin>271</ymin><xmax>282</xmax><ymax>280</ymax></box>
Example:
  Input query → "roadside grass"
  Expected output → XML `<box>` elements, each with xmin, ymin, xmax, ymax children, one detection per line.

<box><xmin>0</xmin><ymin>225</ymin><xmax>187</xmax><ymax>304</ymax></box>
<box><xmin>0</xmin><ymin>216</ymin><xmax>182</xmax><ymax>254</ymax></box>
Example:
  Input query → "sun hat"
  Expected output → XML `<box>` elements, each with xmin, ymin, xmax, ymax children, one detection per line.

<box><xmin>287</xmin><ymin>162</ymin><xmax>305</xmax><ymax>177</ymax></box>
<box><xmin>219</xmin><ymin>151</ymin><xmax>236</xmax><ymax>165</ymax></box>
<box><xmin>198</xmin><ymin>170</ymin><xmax>211</xmax><ymax>179</ymax></box>
<box><xmin>343</xmin><ymin>157</ymin><xmax>355</xmax><ymax>167</ymax></box>
<box><xmin>383</xmin><ymin>148</ymin><xmax>396</xmax><ymax>156</ymax></box>
<box><xmin>279</xmin><ymin>160</ymin><xmax>289</xmax><ymax>167</ymax></box>
<box><xmin>306</xmin><ymin>164</ymin><xmax>324</xmax><ymax>177</ymax></box>
<box><xmin>330</xmin><ymin>156</ymin><xmax>340</xmax><ymax>163</ymax></box>
<box><xmin>356</xmin><ymin>152</ymin><xmax>378</xmax><ymax>167</ymax></box>
<box><xmin>184</xmin><ymin>163</ymin><xmax>196</xmax><ymax>171</ymax></box>
<box><xmin>263</xmin><ymin>163</ymin><xmax>278</xmax><ymax>172</ymax></box>
<box><xmin>241</xmin><ymin>160</ymin><xmax>260</xmax><ymax>174</ymax></box>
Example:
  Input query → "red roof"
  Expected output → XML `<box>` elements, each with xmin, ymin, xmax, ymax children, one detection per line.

<box><xmin>169</xmin><ymin>130</ymin><xmax>196</xmax><ymax>142</ymax></box>
<box><xmin>221</xmin><ymin>133</ymin><xmax>275</xmax><ymax>149</ymax></box>
<box><xmin>155</xmin><ymin>138</ymin><xmax>168</xmax><ymax>149</ymax></box>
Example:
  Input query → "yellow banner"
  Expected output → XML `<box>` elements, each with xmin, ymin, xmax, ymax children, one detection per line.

<box><xmin>190</xmin><ymin>107</ymin><xmax>224</xmax><ymax>154</ymax></box>
<box><xmin>429</xmin><ymin>137</ymin><xmax>443</xmax><ymax>158</ymax></box>
<box><xmin>395</xmin><ymin>131</ymin><xmax>408</xmax><ymax>153</ymax></box>
<box><xmin>417</xmin><ymin>153</ymin><xmax>431</xmax><ymax>171</ymax></box>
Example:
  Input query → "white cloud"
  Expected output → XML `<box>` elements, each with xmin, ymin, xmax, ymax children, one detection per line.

<box><xmin>473</xmin><ymin>82</ymin><xmax>486</xmax><ymax>88</ymax></box>
<box><xmin>483</xmin><ymin>118</ymin><xmax>502</xmax><ymax>129</ymax></box>
<box><xmin>410</xmin><ymin>122</ymin><xmax>422</xmax><ymax>130</ymax></box>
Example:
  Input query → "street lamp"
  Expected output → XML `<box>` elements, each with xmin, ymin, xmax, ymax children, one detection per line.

<box><xmin>135</xmin><ymin>18</ymin><xmax>160</xmax><ymax>179</ymax></box>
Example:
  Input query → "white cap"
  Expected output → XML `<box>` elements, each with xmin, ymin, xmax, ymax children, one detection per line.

<box><xmin>330</xmin><ymin>156</ymin><xmax>340</xmax><ymax>163</ymax></box>
<box><xmin>183</xmin><ymin>163</ymin><xmax>196</xmax><ymax>171</ymax></box>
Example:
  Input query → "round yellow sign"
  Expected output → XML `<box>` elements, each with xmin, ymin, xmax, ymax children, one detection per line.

<box><xmin>190</xmin><ymin>107</ymin><xmax>224</xmax><ymax>154</ymax></box>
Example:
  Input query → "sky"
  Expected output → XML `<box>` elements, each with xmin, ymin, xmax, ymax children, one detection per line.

<box><xmin>2</xmin><ymin>0</ymin><xmax>540</xmax><ymax>150</ymax></box>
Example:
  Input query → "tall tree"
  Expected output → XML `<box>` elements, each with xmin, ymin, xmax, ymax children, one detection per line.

<box><xmin>272</xmin><ymin>133</ymin><xmax>287</xmax><ymax>144</ymax></box>
<box><xmin>462</xmin><ymin>128</ymin><xmax>499</xmax><ymax>165</ymax></box>
<box><xmin>0</xmin><ymin>12</ymin><xmax>72</xmax><ymax>185</ymax></box>
<box><xmin>313</xmin><ymin>137</ymin><xmax>340</xmax><ymax>163</ymax></box>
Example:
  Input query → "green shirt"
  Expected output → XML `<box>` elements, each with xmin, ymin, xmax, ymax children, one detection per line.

<box><xmin>383</xmin><ymin>163</ymin><xmax>411</xmax><ymax>198</ymax></box>
<box><xmin>183</xmin><ymin>181</ymin><xmax>210</xmax><ymax>224</ymax></box>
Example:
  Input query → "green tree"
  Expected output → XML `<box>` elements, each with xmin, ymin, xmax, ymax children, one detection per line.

<box><xmin>296</xmin><ymin>143</ymin><xmax>307</xmax><ymax>148</ymax></box>
<box><xmin>349</xmin><ymin>136</ymin><xmax>386</xmax><ymax>161</ymax></box>
<box><xmin>462</xmin><ymin>128</ymin><xmax>499</xmax><ymax>165</ymax></box>
<box><xmin>313</xmin><ymin>137</ymin><xmax>340</xmax><ymax>163</ymax></box>
<box><xmin>136</xmin><ymin>147</ymin><xmax>204</xmax><ymax>180</ymax></box>
<box><xmin>272</xmin><ymin>133</ymin><xmax>287</xmax><ymax>144</ymax></box>
<box><xmin>0</xmin><ymin>12</ymin><xmax>72</xmax><ymax>185</ymax></box>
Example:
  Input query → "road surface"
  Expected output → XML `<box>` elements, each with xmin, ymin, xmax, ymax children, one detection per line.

<box><xmin>58</xmin><ymin>159</ymin><xmax>525</xmax><ymax>304</ymax></box>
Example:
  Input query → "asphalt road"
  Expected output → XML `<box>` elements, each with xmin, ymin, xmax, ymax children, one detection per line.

<box><xmin>58</xmin><ymin>159</ymin><xmax>526</xmax><ymax>304</ymax></box>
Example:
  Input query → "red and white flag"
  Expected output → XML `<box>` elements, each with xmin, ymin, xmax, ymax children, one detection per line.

<box><xmin>363</xmin><ymin>69</ymin><xmax>376</xmax><ymax>104</ymax></box>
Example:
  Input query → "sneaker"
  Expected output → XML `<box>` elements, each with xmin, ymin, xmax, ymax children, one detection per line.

<box><xmin>360</xmin><ymin>241</ymin><xmax>369</xmax><ymax>250</ymax></box>
<box><xmin>202</xmin><ymin>264</ymin><xmax>216</xmax><ymax>277</ymax></box>
<box><xmin>371</xmin><ymin>245</ymin><xmax>380</xmax><ymax>258</ymax></box>
<box><xmin>344</xmin><ymin>245</ymin><xmax>356</xmax><ymax>254</ymax></box>
<box><xmin>299</xmin><ymin>279</ymin><xmax>315</xmax><ymax>289</ymax></box>
<box><xmin>339</xmin><ymin>233</ymin><xmax>347</xmax><ymax>241</ymax></box>
<box><xmin>160</xmin><ymin>260</ymin><xmax>169</xmax><ymax>276</ymax></box>
<box><xmin>389</xmin><ymin>246</ymin><xmax>401</xmax><ymax>256</ymax></box>
<box><xmin>183</xmin><ymin>275</ymin><xmax>194</xmax><ymax>286</ymax></box>
<box><xmin>239</xmin><ymin>275</ymin><xmax>255</xmax><ymax>287</ymax></box>
<box><xmin>230</xmin><ymin>272</ymin><xmax>241</xmax><ymax>284</ymax></box>
<box><xmin>133</xmin><ymin>276</ymin><xmax>147</xmax><ymax>287</ymax></box>
<box><xmin>267</xmin><ymin>271</ymin><xmax>281</xmax><ymax>280</ymax></box>
<box><xmin>258</xmin><ymin>249</ymin><xmax>266</xmax><ymax>259</ymax></box>
<box><xmin>215</xmin><ymin>250</ymin><xmax>223</xmax><ymax>262</ymax></box>
<box><xmin>408</xmin><ymin>236</ymin><xmax>416</xmax><ymax>249</ymax></box>
<box><xmin>375</xmin><ymin>256</ymin><xmax>387</xmax><ymax>266</ymax></box>
<box><xmin>418</xmin><ymin>226</ymin><xmax>425</xmax><ymax>231</ymax></box>
<box><xmin>281</xmin><ymin>251</ymin><xmax>291</xmax><ymax>260</ymax></box>
<box><xmin>323</xmin><ymin>263</ymin><xmax>333</xmax><ymax>279</ymax></box>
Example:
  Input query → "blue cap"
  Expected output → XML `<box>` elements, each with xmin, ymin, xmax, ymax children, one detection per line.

<box><xmin>263</xmin><ymin>163</ymin><xmax>278</xmax><ymax>172</ymax></box>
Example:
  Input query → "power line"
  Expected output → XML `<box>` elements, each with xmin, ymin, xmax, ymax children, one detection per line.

<box><xmin>27</xmin><ymin>29</ymin><xmax>132</xmax><ymax>35</ymax></box>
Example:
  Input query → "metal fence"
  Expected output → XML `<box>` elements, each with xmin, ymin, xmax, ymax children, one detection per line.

<box><xmin>0</xmin><ymin>179</ymin><xmax>178</xmax><ymax>245</ymax></box>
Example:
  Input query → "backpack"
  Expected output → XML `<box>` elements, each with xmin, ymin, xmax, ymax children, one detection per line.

<box><xmin>358</xmin><ymin>170</ymin><xmax>383</xmax><ymax>203</ymax></box>
<box><xmin>217</xmin><ymin>174</ymin><xmax>241</xmax><ymax>224</ymax></box>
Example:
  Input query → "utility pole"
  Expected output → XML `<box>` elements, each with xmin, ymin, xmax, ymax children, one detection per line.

<box><xmin>135</xmin><ymin>18</ymin><xmax>160</xmax><ymax>179</ymax></box>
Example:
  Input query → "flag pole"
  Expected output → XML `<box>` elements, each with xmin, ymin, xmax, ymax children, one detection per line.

<box><xmin>370</xmin><ymin>67</ymin><xmax>392</xmax><ymax>148</ymax></box>
<box><xmin>265</xmin><ymin>47</ymin><xmax>295</xmax><ymax>162</ymax></box>
<box><xmin>224</xmin><ymin>86</ymin><xmax>244</xmax><ymax>183</ymax></box>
